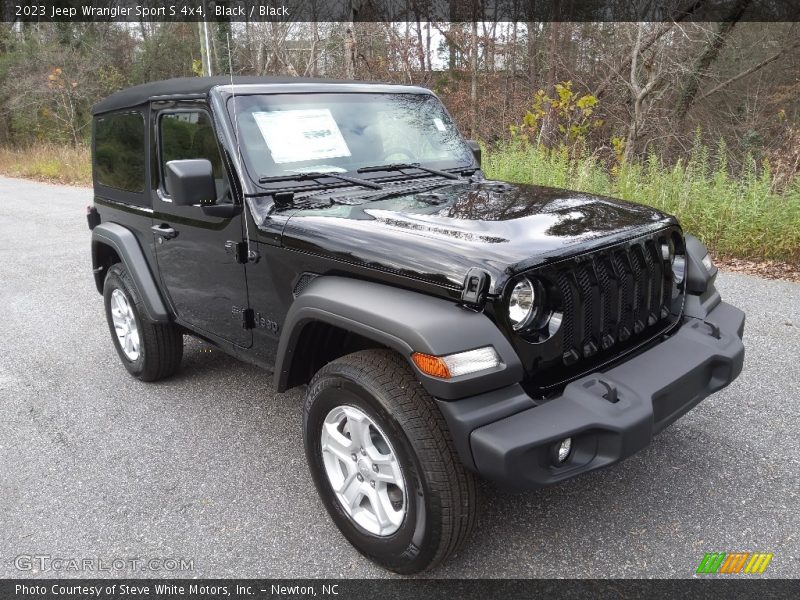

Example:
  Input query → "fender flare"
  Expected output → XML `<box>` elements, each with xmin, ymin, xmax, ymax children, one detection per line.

<box><xmin>682</xmin><ymin>234</ymin><xmax>721</xmax><ymax>320</ymax></box>
<box><xmin>274</xmin><ymin>276</ymin><xmax>524</xmax><ymax>400</ymax></box>
<box><xmin>685</xmin><ymin>234</ymin><xmax>718</xmax><ymax>295</ymax></box>
<box><xmin>91</xmin><ymin>222</ymin><xmax>170</xmax><ymax>323</ymax></box>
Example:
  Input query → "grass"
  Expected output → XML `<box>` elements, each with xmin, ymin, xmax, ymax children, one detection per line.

<box><xmin>0</xmin><ymin>141</ymin><xmax>797</xmax><ymax>265</ymax></box>
<box><xmin>485</xmin><ymin>142</ymin><xmax>800</xmax><ymax>265</ymax></box>
<box><xmin>0</xmin><ymin>143</ymin><xmax>91</xmax><ymax>186</ymax></box>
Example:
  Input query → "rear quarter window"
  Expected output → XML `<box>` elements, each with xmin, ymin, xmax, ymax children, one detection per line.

<box><xmin>94</xmin><ymin>112</ymin><xmax>146</xmax><ymax>193</ymax></box>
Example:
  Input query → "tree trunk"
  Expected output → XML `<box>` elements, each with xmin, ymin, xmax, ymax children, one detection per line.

<box><xmin>470</xmin><ymin>17</ymin><xmax>478</xmax><ymax>136</ymax></box>
<box><xmin>542</xmin><ymin>2</ymin><xmax>561</xmax><ymax>146</ymax></box>
<box><xmin>344</xmin><ymin>26</ymin><xmax>356</xmax><ymax>79</ymax></box>
<box><xmin>425</xmin><ymin>21</ymin><xmax>431</xmax><ymax>74</ymax></box>
<box><xmin>675</xmin><ymin>0</ymin><xmax>752</xmax><ymax>118</ymax></box>
<box><xmin>198</xmin><ymin>21</ymin><xmax>212</xmax><ymax>76</ymax></box>
<box><xmin>592</xmin><ymin>0</ymin><xmax>706</xmax><ymax>101</ymax></box>
<box><xmin>414</xmin><ymin>10</ymin><xmax>425</xmax><ymax>71</ymax></box>
<box><xmin>526</xmin><ymin>22</ymin><xmax>537</xmax><ymax>84</ymax></box>
<box><xmin>623</xmin><ymin>24</ymin><xmax>662</xmax><ymax>162</ymax></box>
<box><xmin>448</xmin><ymin>23</ymin><xmax>458</xmax><ymax>69</ymax></box>
<box><xmin>309</xmin><ymin>21</ymin><xmax>319</xmax><ymax>77</ymax></box>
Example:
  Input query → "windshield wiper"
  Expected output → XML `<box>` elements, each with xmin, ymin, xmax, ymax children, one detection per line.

<box><xmin>357</xmin><ymin>181</ymin><xmax>454</xmax><ymax>204</ymax></box>
<box><xmin>357</xmin><ymin>162</ymin><xmax>462</xmax><ymax>180</ymax></box>
<box><xmin>258</xmin><ymin>171</ymin><xmax>382</xmax><ymax>190</ymax></box>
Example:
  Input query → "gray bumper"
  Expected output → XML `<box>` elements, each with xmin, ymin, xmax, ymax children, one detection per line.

<box><xmin>437</xmin><ymin>301</ymin><xmax>745</xmax><ymax>488</ymax></box>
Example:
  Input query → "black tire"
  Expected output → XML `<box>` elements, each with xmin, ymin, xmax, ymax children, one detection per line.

<box><xmin>303</xmin><ymin>349</ymin><xmax>478</xmax><ymax>573</ymax></box>
<box><xmin>103</xmin><ymin>263</ymin><xmax>183</xmax><ymax>382</ymax></box>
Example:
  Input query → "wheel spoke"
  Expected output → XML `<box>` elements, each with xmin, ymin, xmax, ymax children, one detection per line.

<box><xmin>366</xmin><ymin>447</ymin><xmax>394</xmax><ymax>465</ymax></box>
<box><xmin>339</xmin><ymin>473</ymin><xmax>363</xmax><ymax>509</ymax></box>
<box><xmin>321</xmin><ymin>422</ymin><xmax>355</xmax><ymax>464</ymax></box>
<box><xmin>364</xmin><ymin>486</ymin><xmax>394</xmax><ymax>532</ymax></box>
<box><xmin>373</xmin><ymin>465</ymin><xmax>402</xmax><ymax>488</ymax></box>
<box><xmin>346</xmin><ymin>413</ymin><xmax>373</xmax><ymax>450</ymax></box>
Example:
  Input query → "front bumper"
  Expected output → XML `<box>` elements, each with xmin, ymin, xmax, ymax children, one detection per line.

<box><xmin>437</xmin><ymin>300</ymin><xmax>745</xmax><ymax>488</ymax></box>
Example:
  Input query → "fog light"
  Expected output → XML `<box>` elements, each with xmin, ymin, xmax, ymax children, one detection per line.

<box><xmin>556</xmin><ymin>437</ymin><xmax>572</xmax><ymax>464</ymax></box>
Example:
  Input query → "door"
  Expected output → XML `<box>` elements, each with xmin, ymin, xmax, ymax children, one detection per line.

<box><xmin>152</xmin><ymin>105</ymin><xmax>251</xmax><ymax>347</ymax></box>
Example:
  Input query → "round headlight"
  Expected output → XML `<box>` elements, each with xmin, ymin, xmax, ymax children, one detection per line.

<box><xmin>508</xmin><ymin>279</ymin><xmax>536</xmax><ymax>330</ymax></box>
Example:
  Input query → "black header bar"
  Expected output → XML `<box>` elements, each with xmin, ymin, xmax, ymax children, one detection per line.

<box><xmin>4</xmin><ymin>0</ymin><xmax>800</xmax><ymax>23</ymax></box>
<box><xmin>3</xmin><ymin>579</ymin><xmax>800</xmax><ymax>600</ymax></box>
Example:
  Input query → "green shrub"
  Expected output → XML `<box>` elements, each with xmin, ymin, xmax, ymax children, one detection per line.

<box><xmin>485</xmin><ymin>142</ymin><xmax>800</xmax><ymax>264</ymax></box>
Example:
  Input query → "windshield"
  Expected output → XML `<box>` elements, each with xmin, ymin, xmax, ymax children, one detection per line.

<box><xmin>227</xmin><ymin>92</ymin><xmax>473</xmax><ymax>184</ymax></box>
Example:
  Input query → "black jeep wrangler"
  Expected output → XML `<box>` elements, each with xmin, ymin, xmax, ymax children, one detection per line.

<box><xmin>88</xmin><ymin>76</ymin><xmax>745</xmax><ymax>573</ymax></box>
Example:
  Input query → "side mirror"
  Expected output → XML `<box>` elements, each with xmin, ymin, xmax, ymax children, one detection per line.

<box><xmin>165</xmin><ymin>159</ymin><xmax>216</xmax><ymax>206</ymax></box>
<box><xmin>466</xmin><ymin>139</ymin><xmax>481</xmax><ymax>167</ymax></box>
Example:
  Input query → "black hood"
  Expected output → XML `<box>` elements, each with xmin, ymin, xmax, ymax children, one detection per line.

<box><xmin>280</xmin><ymin>180</ymin><xmax>676</xmax><ymax>294</ymax></box>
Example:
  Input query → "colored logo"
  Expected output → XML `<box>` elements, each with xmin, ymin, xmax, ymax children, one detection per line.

<box><xmin>696</xmin><ymin>552</ymin><xmax>773</xmax><ymax>574</ymax></box>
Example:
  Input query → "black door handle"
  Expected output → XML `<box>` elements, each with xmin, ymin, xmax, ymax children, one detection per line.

<box><xmin>151</xmin><ymin>224</ymin><xmax>178</xmax><ymax>240</ymax></box>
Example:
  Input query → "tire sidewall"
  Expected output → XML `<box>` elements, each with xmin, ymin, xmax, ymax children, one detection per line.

<box><xmin>303</xmin><ymin>371</ymin><xmax>438</xmax><ymax>573</ymax></box>
<box><xmin>103</xmin><ymin>267</ymin><xmax>146</xmax><ymax>376</ymax></box>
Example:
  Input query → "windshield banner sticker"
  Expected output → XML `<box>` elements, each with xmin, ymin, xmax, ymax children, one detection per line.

<box><xmin>252</xmin><ymin>109</ymin><xmax>351</xmax><ymax>164</ymax></box>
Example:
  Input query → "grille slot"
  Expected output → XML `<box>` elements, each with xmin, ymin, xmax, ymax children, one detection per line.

<box><xmin>557</xmin><ymin>272</ymin><xmax>578</xmax><ymax>364</ymax></box>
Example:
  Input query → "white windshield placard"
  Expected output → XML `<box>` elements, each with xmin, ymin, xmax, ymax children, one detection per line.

<box><xmin>252</xmin><ymin>109</ymin><xmax>351</xmax><ymax>164</ymax></box>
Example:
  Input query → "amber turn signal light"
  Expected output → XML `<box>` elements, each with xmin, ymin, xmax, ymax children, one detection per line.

<box><xmin>411</xmin><ymin>352</ymin><xmax>451</xmax><ymax>379</ymax></box>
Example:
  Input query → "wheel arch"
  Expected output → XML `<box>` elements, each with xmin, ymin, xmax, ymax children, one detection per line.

<box><xmin>275</xmin><ymin>277</ymin><xmax>524</xmax><ymax>400</ymax></box>
<box><xmin>91</xmin><ymin>222</ymin><xmax>170</xmax><ymax>323</ymax></box>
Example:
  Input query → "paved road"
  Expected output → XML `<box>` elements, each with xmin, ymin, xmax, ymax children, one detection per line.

<box><xmin>1</xmin><ymin>176</ymin><xmax>798</xmax><ymax>579</ymax></box>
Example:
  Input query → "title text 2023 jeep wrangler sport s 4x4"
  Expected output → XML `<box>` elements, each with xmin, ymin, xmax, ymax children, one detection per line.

<box><xmin>88</xmin><ymin>77</ymin><xmax>744</xmax><ymax>573</ymax></box>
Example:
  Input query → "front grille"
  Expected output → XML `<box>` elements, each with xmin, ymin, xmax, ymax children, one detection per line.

<box><xmin>508</xmin><ymin>226</ymin><xmax>684</xmax><ymax>394</ymax></box>
<box><xmin>557</xmin><ymin>237</ymin><xmax>672</xmax><ymax>365</ymax></box>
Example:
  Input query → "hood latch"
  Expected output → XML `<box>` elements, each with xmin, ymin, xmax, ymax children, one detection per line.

<box><xmin>461</xmin><ymin>268</ymin><xmax>490</xmax><ymax>308</ymax></box>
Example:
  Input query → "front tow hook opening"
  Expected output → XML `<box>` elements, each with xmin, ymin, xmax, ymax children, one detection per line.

<box><xmin>551</xmin><ymin>437</ymin><xmax>573</xmax><ymax>466</ymax></box>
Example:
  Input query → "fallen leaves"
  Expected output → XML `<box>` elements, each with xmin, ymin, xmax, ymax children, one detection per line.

<box><xmin>714</xmin><ymin>254</ymin><xmax>800</xmax><ymax>283</ymax></box>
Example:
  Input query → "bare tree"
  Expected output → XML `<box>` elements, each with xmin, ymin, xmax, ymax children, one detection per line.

<box><xmin>624</xmin><ymin>24</ymin><xmax>665</xmax><ymax>161</ymax></box>
<box><xmin>675</xmin><ymin>0</ymin><xmax>752</xmax><ymax>117</ymax></box>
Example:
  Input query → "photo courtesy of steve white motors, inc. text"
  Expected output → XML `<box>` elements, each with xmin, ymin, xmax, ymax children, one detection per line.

<box><xmin>14</xmin><ymin>583</ymin><xmax>339</xmax><ymax>597</ymax></box>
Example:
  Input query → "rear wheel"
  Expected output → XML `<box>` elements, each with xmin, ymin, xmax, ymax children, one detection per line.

<box><xmin>103</xmin><ymin>264</ymin><xmax>183</xmax><ymax>382</ymax></box>
<box><xmin>303</xmin><ymin>349</ymin><xmax>478</xmax><ymax>573</ymax></box>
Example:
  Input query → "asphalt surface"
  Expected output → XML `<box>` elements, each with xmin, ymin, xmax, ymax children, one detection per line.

<box><xmin>1</xmin><ymin>175</ymin><xmax>798</xmax><ymax>579</ymax></box>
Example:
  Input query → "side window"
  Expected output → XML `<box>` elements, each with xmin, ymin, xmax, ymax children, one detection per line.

<box><xmin>95</xmin><ymin>112</ymin><xmax>146</xmax><ymax>193</ymax></box>
<box><xmin>159</xmin><ymin>111</ymin><xmax>228</xmax><ymax>201</ymax></box>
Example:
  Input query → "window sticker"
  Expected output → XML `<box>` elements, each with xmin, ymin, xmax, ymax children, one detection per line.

<box><xmin>252</xmin><ymin>109</ymin><xmax>351</xmax><ymax>164</ymax></box>
<box><xmin>433</xmin><ymin>117</ymin><xmax>447</xmax><ymax>132</ymax></box>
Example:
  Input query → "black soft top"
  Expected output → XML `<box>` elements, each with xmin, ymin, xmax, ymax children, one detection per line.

<box><xmin>91</xmin><ymin>76</ymin><xmax>392</xmax><ymax>115</ymax></box>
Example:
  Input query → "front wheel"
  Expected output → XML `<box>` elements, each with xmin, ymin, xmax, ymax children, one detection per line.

<box><xmin>303</xmin><ymin>350</ymin><xmax>478</xmax><ymax>573</ymax></box>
